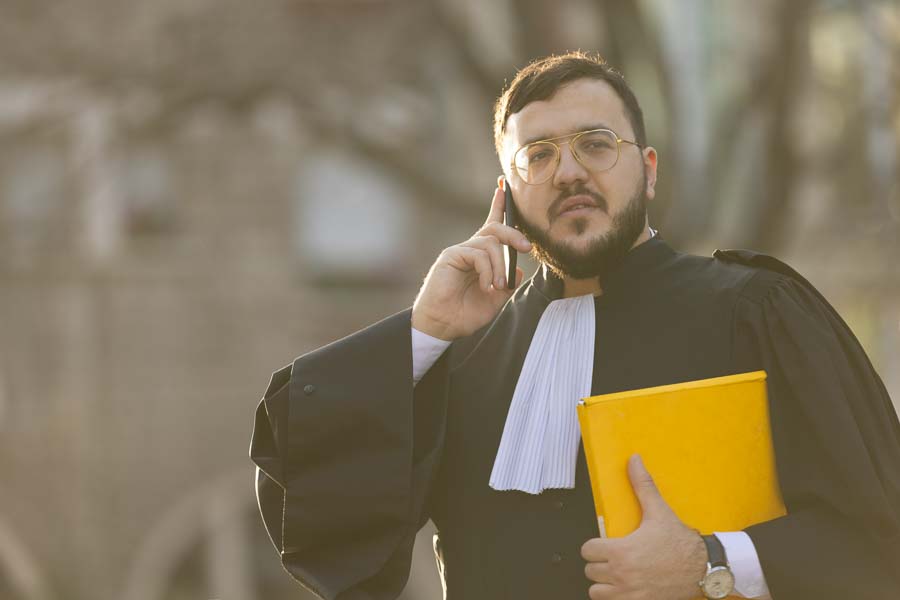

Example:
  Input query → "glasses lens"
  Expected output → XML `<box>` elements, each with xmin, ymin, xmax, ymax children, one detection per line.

<box><xmin>515</xmin><ymin>142</ymin><xmax>558</xmax><ymax>184</ymax></box>
<box><xmin>573</xmin><ymin>130</ymin><xmax>619</xmax><ymax>172</ymax></box>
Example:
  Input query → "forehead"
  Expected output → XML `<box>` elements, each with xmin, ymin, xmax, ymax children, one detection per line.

<box><xmin>503</xmin><ymin>78</ymin><xmax>631</xmax><ymax>155</ymax></box>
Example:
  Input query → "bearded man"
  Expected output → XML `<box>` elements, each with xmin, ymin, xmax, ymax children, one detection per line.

<box><xmin>250</xmin><ymin>51</ymin><xmax>900</xmax><ymax>600</ymax></box>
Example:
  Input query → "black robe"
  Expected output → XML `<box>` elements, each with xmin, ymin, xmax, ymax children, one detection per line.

<box><xmin>250</xmin><ymin>236</ymin><xmax>900</xmax><ymax>600</ymax></box>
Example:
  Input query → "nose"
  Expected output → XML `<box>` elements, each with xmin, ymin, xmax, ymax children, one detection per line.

<box><xmin>552</xmin><ymin>142</ymin><xmax>590</xmax><ymax>188</ymax></box>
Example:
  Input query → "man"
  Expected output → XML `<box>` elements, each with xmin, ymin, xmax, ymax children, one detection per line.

<box><xmin>250</xmin><ymin>52</ymin><xmax>900</xmax><ymax>599</ymax></box>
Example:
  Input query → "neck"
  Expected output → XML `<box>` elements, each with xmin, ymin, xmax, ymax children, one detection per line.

<box><xmin>561</xmin><ymin>225</ymin><xmax>653</xmax><ymax>298</ymax></box>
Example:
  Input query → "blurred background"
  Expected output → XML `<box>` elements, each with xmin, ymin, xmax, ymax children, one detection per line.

<box><xmin>0</xmin><ymin>0</ymin><xmax>898</xmax><ymax>598</ymax></box>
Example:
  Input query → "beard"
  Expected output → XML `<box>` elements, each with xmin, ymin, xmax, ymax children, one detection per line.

<box><xmin>516</xmin><ymin>172</ymin><xmax>648</xmax><ymax>283</ymax></box>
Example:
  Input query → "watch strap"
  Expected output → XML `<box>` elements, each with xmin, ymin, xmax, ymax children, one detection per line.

<box><xmin>702</xmin><ymin>534</ymin><xmax>728</xmax><ymax>568</ymax></box>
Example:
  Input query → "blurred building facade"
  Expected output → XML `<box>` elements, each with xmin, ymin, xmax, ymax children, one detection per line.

<box><xmin>0</xmin><ymin>1</ymin><xmax>897</xmax><ymax>599</ymax></box>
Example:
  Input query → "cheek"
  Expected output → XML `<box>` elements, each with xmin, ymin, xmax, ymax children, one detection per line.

<box><xmin>515</xmin><ymin>192</ymin><xmax>550</xmax><ymax>223</ymax></box>
<box><xmin>597</xmin><ymin>170</ymin><xmax>643</xmax><ymax>205</ymax></box>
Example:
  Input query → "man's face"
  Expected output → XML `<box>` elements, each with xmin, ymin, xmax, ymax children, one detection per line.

<box><xmin>501</xmin><ymin>78</ymin><xmax>658</xmax><ymax>280</ymax></box>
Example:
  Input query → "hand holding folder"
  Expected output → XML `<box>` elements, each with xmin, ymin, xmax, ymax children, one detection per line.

<box><xmin>581</xmin><ymin>453</ymin><xmax>727</xmax><ymax>600</ymax></box>
<box><xmin>577</xmin><ymin>371</ymin><xmax>786</xmax><ymax>599</ymax></box>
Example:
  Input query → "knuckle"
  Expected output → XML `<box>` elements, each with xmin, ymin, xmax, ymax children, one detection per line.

<box><xmin>471</xmin><ymin>234</ymin><xmax>499</xmax><ymax>247</ymax></box>
<box><xmin>492</xmin><ymin>223</ymin><xmax>515</xmax><ymax>238</ymax></box>
<box><xmin>636</xmin><ymin>478</ymin><xmax>656</xmax><ymax>491</ymax></box>
<box><xmin>481</xmin><ymin>222</ymin><xmax>506</xmax><ymax>238</ymax></box>
<box><xmin>436</xmin><ymin>248</ymin><xmax>455</xmax><ymax>264</ymax></box>
<box><xmin>446</xmin><ymin>245</ymin><xmax>480</xmax><ymax>265</ymax></box>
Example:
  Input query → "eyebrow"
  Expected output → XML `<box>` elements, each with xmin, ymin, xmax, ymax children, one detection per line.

<box><xmin>521</xmin><ymin>123</ymin><xmax>615</xmax><ymax>146</ymax></box>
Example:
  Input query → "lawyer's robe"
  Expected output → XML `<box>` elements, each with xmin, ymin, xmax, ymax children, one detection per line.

<box><xmin>250</xmin><ymin>236</ymin><xmax>900</xmax><ymax>600</ymax></box>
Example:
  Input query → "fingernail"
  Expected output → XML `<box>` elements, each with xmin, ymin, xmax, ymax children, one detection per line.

<box><xmin>497</xmin><ymin>276</ymin><xmax>505</xmax><ymax>288</ymax></box>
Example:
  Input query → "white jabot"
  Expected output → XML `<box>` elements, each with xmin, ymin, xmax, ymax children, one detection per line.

<box><xmin>488</xmin><ymin>293</ymin><xmax>596</xmax><ymax>494</ymax></box>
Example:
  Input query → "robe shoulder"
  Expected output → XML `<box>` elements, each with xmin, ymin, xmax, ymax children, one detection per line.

<box><xmin>713</xmin><ymin>247</ymin><xmax>831</xmax><ymax>303</ymax></box>
<box><xmin>675</xmin><ymin>246</ymin><xmax>800</xmax><ymax>302</ymax></box>
<box><xmin>714</xmin><ymin>248</ymin><xmax>900</xmax><ymax>595</ymax></box>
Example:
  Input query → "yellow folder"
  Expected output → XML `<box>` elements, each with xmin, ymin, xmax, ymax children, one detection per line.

<box><xmin>577</xmin><ymin>371</ymin><xmax>786</xmax><ymax>574</ymax></box>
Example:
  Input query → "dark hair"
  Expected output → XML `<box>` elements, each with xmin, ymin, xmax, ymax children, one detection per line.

<box><xmin>492</xmin><ymin>51</ymin><xmax>647</xmax><ymax>161</ymax></box>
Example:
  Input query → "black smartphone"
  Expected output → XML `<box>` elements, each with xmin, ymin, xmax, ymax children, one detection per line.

<box><xmin>504</xmin><ymin>182</ymin><xmax>518</xmax><ymax>290</ymax></box>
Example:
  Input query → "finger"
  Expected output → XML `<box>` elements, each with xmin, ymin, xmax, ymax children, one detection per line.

<box><xmin>584</xmin><ymin>561</ymin><xmax>613</xmax><ymax>583</ymax></box>
<box><xmin>493</xmin><ymin>266</ymin><xmax>525</xmax><ymax>296</ymax></box>
<box><xmin>462</xmin><ymin>235</ymin><xmax>506</xmax><ymax>290</ymax></box>
<box><xmin>627</xmin><ymin>454</ymin><xmax>667</xmax><ymax>520</ymax></box>
<box><xmin>483</xmin><ymin>185</ymin><xmax>505</xmax><ymax>227</ymax></box>
<box><xmin>580</xmin><ymin>537</ymin><xmax>613</xmax><ymax>562</ymax></box>
<box><xmin>448</xmin><ymin>246</ymin><xmax>493</xmax><ymax>293</ymax></box>
<box><xmin>479</xmin><ymin>221</ymin><xmax>532</xmax><ymax>253</ymax></box>
<box><xmin>588</xmin><ymin>582</ymin><xmax>616</xmax><ymax>600</ymax></box>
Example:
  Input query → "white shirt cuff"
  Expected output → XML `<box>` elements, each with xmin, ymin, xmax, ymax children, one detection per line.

<box><xmin>411</xmin><ymin>327</ymin><xmax>452</xmax><ymax>385</ymax></box>
<box><xmin>714</xmin><ymin>531</ymin><xmax>772</xmax><ymax>599</ymax></box>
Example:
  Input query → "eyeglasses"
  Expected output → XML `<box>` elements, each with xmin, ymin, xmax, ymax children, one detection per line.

<box><xmin>511</xmin><ymin>128</ymin><xmax>643</xmax><ymax>185</ymax></box>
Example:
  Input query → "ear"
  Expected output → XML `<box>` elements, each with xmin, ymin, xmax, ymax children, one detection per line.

<box><xmin>642</xmin><ymin>146</ymin><xmax>658</xmax><ymax>200</ymax></box>
<box><xmin>497</xmin><ymin>174</ymin><xmax>506</xmax><ymax>191</ymax></box>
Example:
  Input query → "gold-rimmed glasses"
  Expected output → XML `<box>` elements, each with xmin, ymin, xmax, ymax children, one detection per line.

<box><xmin>511</xmin><ymin>128</ymin><xmax>643</xmax><ymax>185</ymax></box>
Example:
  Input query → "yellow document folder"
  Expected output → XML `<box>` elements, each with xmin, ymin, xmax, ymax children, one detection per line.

<box><xmin>577</xmin><ymin>370</ymin><xmax>786</xmax><ymax>540</ymax></box>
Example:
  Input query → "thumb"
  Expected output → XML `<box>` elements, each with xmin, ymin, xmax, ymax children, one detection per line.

<box><xmin>628</xmin><ymin>454</ymin><xmax>667</xmax><ymax>521</ymax></box>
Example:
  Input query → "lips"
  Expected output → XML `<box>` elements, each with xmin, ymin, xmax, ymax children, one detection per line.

<box><xmin>557</xmin><ymin>195</ymin><xmax>598</xmax><ymax>216</ymax></box>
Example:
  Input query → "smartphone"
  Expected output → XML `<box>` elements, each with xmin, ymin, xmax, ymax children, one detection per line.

<box><xmin>504</xmin><ymin>182</ymin><xmax>518</xmax><ymax>290</ymax></box>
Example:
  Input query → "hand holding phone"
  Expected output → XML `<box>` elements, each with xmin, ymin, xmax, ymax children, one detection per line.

<box><xmin>411</xmin><ymin>183</ymin><xmax>531</xmax><ymax>340</ymax></box>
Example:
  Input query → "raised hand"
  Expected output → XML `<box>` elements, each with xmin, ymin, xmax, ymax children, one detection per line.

<box><xmin>411</xmin><ymin>183</ymin><xmax>532</xmax><ymax>341</ymax></box>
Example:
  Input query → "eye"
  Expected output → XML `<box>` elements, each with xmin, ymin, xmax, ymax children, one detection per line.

<box><xmin>525</xmin><ymin>145</ymin><xmax>554</xmax><ymax>163</ymax></box>
<box><xmin>577</xmin><ymin>132</ymin><xmax>617</xmax><ymax>154</ymax></box>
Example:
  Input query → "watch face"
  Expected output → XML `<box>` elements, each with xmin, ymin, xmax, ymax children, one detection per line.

<box><xmin>701</xmin><ymin>567</ymin><xmax>735</xmax><ymax>599</ymax></box>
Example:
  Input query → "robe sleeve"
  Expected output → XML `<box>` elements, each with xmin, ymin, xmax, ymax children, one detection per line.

<box><xmin>249</xmin><ymin>307</ymin><xmax>451</xmax><ymax>600</ymax></box>
<box><xmin>731</xmin><ymin>270</ymin><xmax>900</xmax><ymax>598</ymax></box>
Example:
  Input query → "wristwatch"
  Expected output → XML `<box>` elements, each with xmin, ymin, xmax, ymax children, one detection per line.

<box><xmin>698</xmin><ymin>533</ymin><xmax>735</xmax><ymax>599</ymax></box>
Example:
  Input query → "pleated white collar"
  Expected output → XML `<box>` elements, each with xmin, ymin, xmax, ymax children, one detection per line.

<box><xmin>489</xmin><ymin>292</ymin><xmax>596</xmax><ymax>494</ymax></box>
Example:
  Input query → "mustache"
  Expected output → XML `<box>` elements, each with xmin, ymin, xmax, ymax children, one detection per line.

<box><xmin>549</xmin><ymin>186</ymin><xmax>608</xmax><ymax>219</ymax></box>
